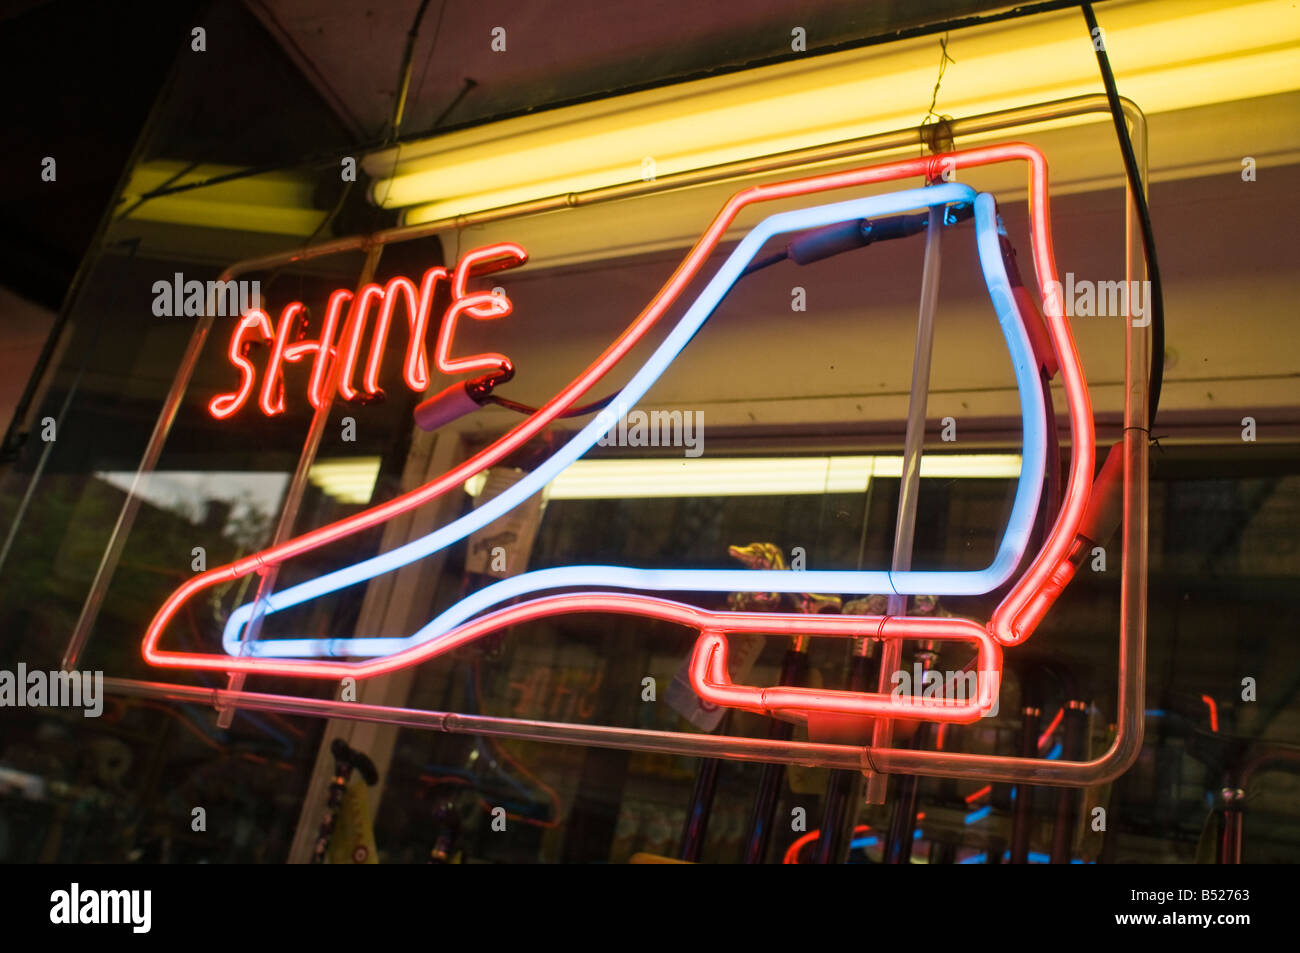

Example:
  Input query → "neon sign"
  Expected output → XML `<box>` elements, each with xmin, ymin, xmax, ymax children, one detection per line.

<box><xmin>209</xmin><ymin>243</ymin><xmax>527</xmax><ymax>419</ymax></box>
<box><xmin>146</xmin><ymin>142</ymin><xmax>1094</xmax><ymax>727</ymax></box>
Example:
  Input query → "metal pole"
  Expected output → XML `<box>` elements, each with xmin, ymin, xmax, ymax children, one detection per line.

<box><xmin>1008</xmin><ymin>705</ymin><xmax>1041</xmax><ymax>863</ymax></box>
<box><xmin>864</xmin><ymin>200</ymin><xmax>944</xmax><ymax>806</ymax></box>
<box><xmin>1218</xmin><ymin>789</ymin><xmax>1244</xmax><ymax>864</ymax></box>
<box><xmin>882</xmin><ymin>724</ymin><xmax>928</xmax><ymax>864</ymax></box>
<box><xmin>60</xmin><ymin>234</ymin><xmax>371</xmax><ymax>671</ymax></box>
<box><xmin>216</xmin><ymin>244</ymin><xmax>384</xmax><ymax>726</ymax></box>
<box><xmin>679</xmin><ymin>755</ymin><xmax>722</xmax><ymax>861</ymax></box>
<box><xmin>1049</xmin><ymin>699</ymin><xmax>1088</xmax><ymax>862</ymax></box>
<box><xmin>62</xmin><ymin>305</ymin><xmax>216</xmax><ymax>671</ymax></box>
<box><xmin>742</xmin><ymin>648</ymin><xmax>808</xmax><ymax>862</ymax></box>
<box><xmin>813</xmin><ymin>652</ymin><xmax>873</xmax><ymax>863</ymax></box>
<box><xmin>102</xmin><ymin>676</ymin><xmax>868</xmax><ymax>768</ymax></box>
<box><xmin>679</xmin><ymin>711</ymin><xmax>730</xmax><ymax>861</ymax></box>
<box><xmin>861</xmin><ymin>101</ymin><xmax>1149</xmax><ymax>787</ymax></box>
<box><xmin>1218</xmin><ymin>745</ymin><xmax>1300</xmax><ymax>863</ymax></box>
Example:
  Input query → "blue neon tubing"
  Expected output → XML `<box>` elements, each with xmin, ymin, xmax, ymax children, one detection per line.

<box><xmin>223</xmin><ymin>185</ymin><xmax>1045</xmax><ymax>658</ymax></box>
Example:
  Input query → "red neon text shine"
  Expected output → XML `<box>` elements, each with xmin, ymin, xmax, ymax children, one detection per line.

<box><xmin>209</xmin><ymin>242</ymin><xmax>527</xmax><ymax>417</ymax></box>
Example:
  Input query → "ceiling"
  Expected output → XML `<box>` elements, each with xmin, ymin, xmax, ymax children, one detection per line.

<box><xmin>243</xmin><ymin>0</ymin><xmax>1038</xmax><ymax>142</ymax></box>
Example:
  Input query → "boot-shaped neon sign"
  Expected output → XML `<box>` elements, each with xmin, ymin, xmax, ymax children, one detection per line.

<box><xmin>144</xmin><ymin>142</ymin><xmax>1095</xmax><ymax>727</ymax></box>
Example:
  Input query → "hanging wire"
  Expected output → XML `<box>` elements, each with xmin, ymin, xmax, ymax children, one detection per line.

<box><xmin>923</xmin><ymin>33</ymin><xmax>956</xmax><ymax>126</ymax></box>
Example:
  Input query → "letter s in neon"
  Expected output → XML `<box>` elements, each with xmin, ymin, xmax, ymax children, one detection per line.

<box><xmin>209</xmin><ymin>310</ymin><xmax>274</xmax><ymax>419</ymax></box>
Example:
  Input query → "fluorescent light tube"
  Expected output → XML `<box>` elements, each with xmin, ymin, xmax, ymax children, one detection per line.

<box><xmin>462</xmin><ymin>454</ymin><xmax>1023</xmax><ymax>500</ymax></box>
<box><xmin>366</xmin><ymin>0</ymin><xmax>1300</xmax><ymax>226</ymax></box>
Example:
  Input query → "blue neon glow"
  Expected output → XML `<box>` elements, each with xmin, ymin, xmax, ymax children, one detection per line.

<box><xmin>964</xmin><ymin>851</ymin><xmax>1087</xmax><ymax>864</ymax></box>
<box><xmin>223</xmin><ymin>185</ymin><xmax>1047</xmax><ymax>658</ymax></box>
<box><xmin>964</xmin><ymin>805</ymin><xmax>993</xmax><ymax>825</ymax></box>
<box><xmin>849</xmin><ymin>836</ymin><xmax>879</xmax><ymax>850</ymax></box>
<box><xmin>1046</xmin><ymin>742</ymin><xmax>1063</xmax><ymax>760</ymax></box>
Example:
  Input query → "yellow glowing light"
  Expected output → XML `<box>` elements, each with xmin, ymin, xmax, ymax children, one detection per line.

<box><xmin>308</xmin><ymin>457</ymin><xmax>382</xmax><ymax>504</ymax></box>
<box><xmin>366</xmin><ymin>0</ymin><xmax>1300</xmax><ymax>225</ymax></box>
<box><xmin>461</xmin><ymin>454</ymin><xmax>1023</xmax><ymax>501</ymax></box>
<box><xmin>120</xmin><ymin>161</ymin><xmax>328</xmax><ymax>236</ymax></box>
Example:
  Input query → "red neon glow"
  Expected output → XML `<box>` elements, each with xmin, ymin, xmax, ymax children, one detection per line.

<box><xmin>208</xmin><ymin>243</ymin><xmax>527</xmax><ymax>416</ymax></box>
<box><xmin>435</xmin><ymin>243</ymin><xmax>526</xmax><ymax>376</ymax></box>
<box><xmin>964</xmin><ymin>784</ymin><xmax>993</xmax><ymax>804</ymax></box>
<box><xmin>1201</xmin><ymin>694</ymin><xmax>1219</xmax><ymax>732</ymax></box>
<box><xmin>370</xmin><ymin>272</ymin><xmax>436</xmax><ymax>393</ymax></box>
<box><xmin>783</xmin><ymin>825</ymin><xmax>872</xmax><ymax>864</ymax></box>
<box><xmin>258</xmin><ymin>301</ymin><xmax>306</xmax><ymax>416</ymax></box>
<box><xmin>435</xmin><ymin>292</ymin><xmax>512</xmax><ymax>375</ymax></box>
<box><xmin>781</xmin><ymin>818</ymin><xmax>925</xmax><ymax>864</ymax></box>
<box><xmin>362</xmin><ymin>278</ymin><xmax>423</xmax><ymax>396</ymax></box>
<box><xmin>284</xmin><ymin>289</ymin><xmax>353</xmax><ymax>409</ymax></box>
<box><xmin>689</xmin><ymin>616</ymin><xmax>1000</xmax><ymax>722</ymax></box>
<box><xmin>1037</xmin><ymin>706</ymin><xmax>1065</xmax><ymax>750</ymax></box>
<box><xmin>149</xmin><ymin>143</ymin><xmax>1093</xmax><ymax>728</ymax></box>
<box><xmin>146</xmin><ymin>590</ymin><xmax>1001</xmax><ymax>726</ymax></box>
<box><xmin>451</xmin><ymin>243</ymin><xmax>527</xmax><ymax>318</ymax></box>
<box><xmin>336</xmin><ymin>283</ymin><xmax>387</xmax><ymax>401</ymax></box>
<box><xmin>209</xmin><ymin>310</ymin><xmax>274</xmax><ymax>419</ymax></box>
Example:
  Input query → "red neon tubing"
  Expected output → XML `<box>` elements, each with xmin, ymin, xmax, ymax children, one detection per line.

<box><xmin>1037</xmin><ymin>705</ymin><xmax>1065</xmax><ymax>749</ymax></box>
<box><xmin>145</xmin><ymin>590</ymin><xmax>1000</xmax><ymax>727</ymax></box>
<box><xmin>689</xmin><ymin>617</ymin><xmax>1001</xmax><ymax>722</ymax></box>
<box><xmin>358</xmin><ymin>276</ymin><xmax>422</xmax><ymax>396</ymax></box>
<box><xmin>336</xmin><ymin>284</ymin><xmax>386</xmax><ymax>401</ymax></box>
<box><xmin>435</xmin><ymin>291</ymin><xmax>514</xmax><ymax>376</ymax></box>
<box><xmin>1201</xmin><ymin>694</ymin><xmax>1219</xmax><ymax>733</ymax></box>
<box><xmin>783</xmin><ymin>825</ymin><xmax>873</xmax><ymax>864</ymax></box>
<box><xmin>451</xmin><ymin>242</ymin><xmax>527</xmax><ymax>319</ymax></box>
<box><xmin>145</xmin><ymin>143</ymin><xmax>1092</xmax><ymax>717</ymax></box>
<box><xmin>208</xmin><ymin>311</ymin><xmax>274</xmax><ymax>419</ymax></box>
<box><xmin>286</xmin><ymin>288</ymin><xmax>353</xmax><ymax>409</ymax></box>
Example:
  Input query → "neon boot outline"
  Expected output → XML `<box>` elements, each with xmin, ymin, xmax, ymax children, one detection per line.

<box><xmin>141</xmin><ymin>142</ymin><xmax>1094</xmax><ymax>724</ymax></box>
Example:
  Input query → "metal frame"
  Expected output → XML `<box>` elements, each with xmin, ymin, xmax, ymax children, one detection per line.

<box><xmin>72</xmin><ymin>93</ymin><xmax>1147</xmax><ymax>786</ymax></box>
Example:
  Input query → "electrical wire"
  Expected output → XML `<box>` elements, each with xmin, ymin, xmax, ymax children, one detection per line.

<box><xmin>482</xmin><ymin>391</ymin><xmax>618</xmax><ymax>418</ymax></box>
<box><xmin>1081</xmin><ymin>3</ymin><xmax>1165</xmax><ymax>432</ymax></box>
<box><xmin>738</xmin><ymin>250</ymin><xmax>789</xmax><ymax>278</ymax></box>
